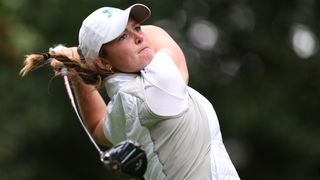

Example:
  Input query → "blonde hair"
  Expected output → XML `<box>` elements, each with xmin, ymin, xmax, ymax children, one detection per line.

<box><xmin>19</xmin><ymin>48</ymin><xmax>111</xmax><ymax>86</ymax></box>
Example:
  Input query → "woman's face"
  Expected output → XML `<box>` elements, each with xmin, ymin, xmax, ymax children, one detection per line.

<box><xmin>100</xmin><ymin>18</ymin><xmax>155</xmax><ymax>73</ymax></box>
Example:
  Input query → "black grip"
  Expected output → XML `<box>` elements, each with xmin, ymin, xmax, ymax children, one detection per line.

<box><xmin>102</xmin><ymin>140</ymin><xmax>147</xmax><ymax>179</ymax></box>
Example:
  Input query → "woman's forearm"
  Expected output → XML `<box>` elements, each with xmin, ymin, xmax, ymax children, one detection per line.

<box><xmin>71</xmin><ymin>76</ymin><xmax>111</xmax><ymax>146</ymax></box>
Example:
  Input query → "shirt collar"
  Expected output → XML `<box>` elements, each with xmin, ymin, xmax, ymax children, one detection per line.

<box><xmin>104</xmin><ymin>73</ymin><xmax>139</xmax><ymax>98</ymax></box>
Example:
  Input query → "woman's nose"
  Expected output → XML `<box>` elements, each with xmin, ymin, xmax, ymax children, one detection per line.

<box><xmin>134</xmin><ymin>33</ymin><xmax>143</xmax><ymax>44</ymax></box>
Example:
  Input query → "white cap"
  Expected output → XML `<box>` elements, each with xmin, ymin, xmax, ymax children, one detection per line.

<box><xmin>78</xmin><ymin>4</ymin><xmax>151</xmax><ymax>62</ymax></box>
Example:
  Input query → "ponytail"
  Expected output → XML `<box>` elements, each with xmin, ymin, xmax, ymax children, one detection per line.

<box><xmin>19</xmin><ymin>46</ymin><xmax>111</xmax><ymax>86</ymax></box>
<box><xmin>19</xmin><ymin>53</ymin><xmax>50</xmax><ymax>77</ymax></box>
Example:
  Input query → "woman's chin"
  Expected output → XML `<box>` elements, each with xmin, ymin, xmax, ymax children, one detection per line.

<box><xmin>140</xmin><ymin>48</ymin><xmax>155</xmax><ymax>63</ymax></box>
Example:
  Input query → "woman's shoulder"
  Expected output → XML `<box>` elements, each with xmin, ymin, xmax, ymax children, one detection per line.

<box><xmin>142</xmin><ymin>25</ymin><xmax>189</xmax><ymax>83</ymax></box>
<box><xmin>141</xmin><ymin>25</ymin><xmax>165</xmax><ymax>33</ymax></box>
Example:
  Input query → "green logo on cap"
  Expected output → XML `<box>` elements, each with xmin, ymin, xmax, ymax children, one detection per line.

<box><xmin>102</xmin><ymin>7</ymin><xmax>118</xmax><ymax>18</ymax></box>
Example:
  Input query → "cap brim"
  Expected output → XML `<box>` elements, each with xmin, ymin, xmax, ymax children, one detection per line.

<box><xmin>104</xmin><ymin>4</ymin><xmax>151</xmax><ymax>44</ymax></box>
<box><xmin>128</xmin><ymin>4</ymin><xmax>151</xmax><ymax>24</ymax></box>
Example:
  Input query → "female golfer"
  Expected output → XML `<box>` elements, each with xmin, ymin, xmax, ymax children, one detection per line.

<box><xmin>20</xmin><ymin>3</ymin><xmax>240</xmax><ymax>180</ymax></box>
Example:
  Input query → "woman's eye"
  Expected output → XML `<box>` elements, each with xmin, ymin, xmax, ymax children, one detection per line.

<box><xmin>118</xmin><ymin>34</ymin><xmax>127</xmax><ymax>41</ymax></box>
<box><xmin>135</xmin><ymin>26</ymin><xmax>141</xmax><ymax>32</ymax></box>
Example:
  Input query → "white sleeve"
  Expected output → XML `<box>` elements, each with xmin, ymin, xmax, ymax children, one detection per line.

<box><xmin>140</xmin><ymin>51</ymin><xmax>188</xmax><ymax>116</ymax></box>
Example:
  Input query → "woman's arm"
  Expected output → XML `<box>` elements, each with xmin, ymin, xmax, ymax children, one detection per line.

<box><xmin>71</xmin><ymin>76</ymin><xmax>111</xmax><ymax>147</ymax></box>
<box><xmin>50</xmin><ymin>47</ymin><xmax>112</xmax><ymax>147</ymax></box>
<box><xmin>142</xmin><ymin>25</ymin><xmax>189</xmax><ymax>83</ymax></box>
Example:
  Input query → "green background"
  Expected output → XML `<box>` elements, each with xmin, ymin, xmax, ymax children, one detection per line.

<box><xmin>1</xmin><ymin>0</ymin><xmax>319</xmax><ymax>179</ymax></box>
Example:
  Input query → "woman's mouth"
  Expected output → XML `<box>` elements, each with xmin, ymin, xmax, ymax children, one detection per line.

<box><xmin>139</xmin><ymin>47</ymin><xmax>149</xmax><ymax>54</ymax></box>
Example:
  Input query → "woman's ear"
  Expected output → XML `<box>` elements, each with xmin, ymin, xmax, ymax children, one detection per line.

<box><xmin>94</xmin><ymin>57</ymin><xmax>112</xmax><ymax>71</ymax></box>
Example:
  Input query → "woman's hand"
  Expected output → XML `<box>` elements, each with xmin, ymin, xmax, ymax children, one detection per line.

<box><xmin>49</xmin><ymin>45</ymin><xmax>82</xmax><ymax>81</ymax></box>
<box><xmin>50</xmin><ymin>45</ymin><xmax>80</xmax><ymax>60</ymax></box>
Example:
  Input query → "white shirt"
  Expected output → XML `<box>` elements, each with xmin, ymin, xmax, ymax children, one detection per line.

<box><xmin>103</xmin><ymin>51</ymin><xmax>240</xmax><ymax>180</ymax></box>
<box><xmin>141</xmin><ymin>51</ymin><xmax>188</xmax><ymax>116</ymax></box>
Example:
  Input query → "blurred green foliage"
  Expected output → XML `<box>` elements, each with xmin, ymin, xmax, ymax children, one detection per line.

<box><xmin>1</xmin><ymin>0</ymin><xmax>319</xmax><ymax>179</ymax></box>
